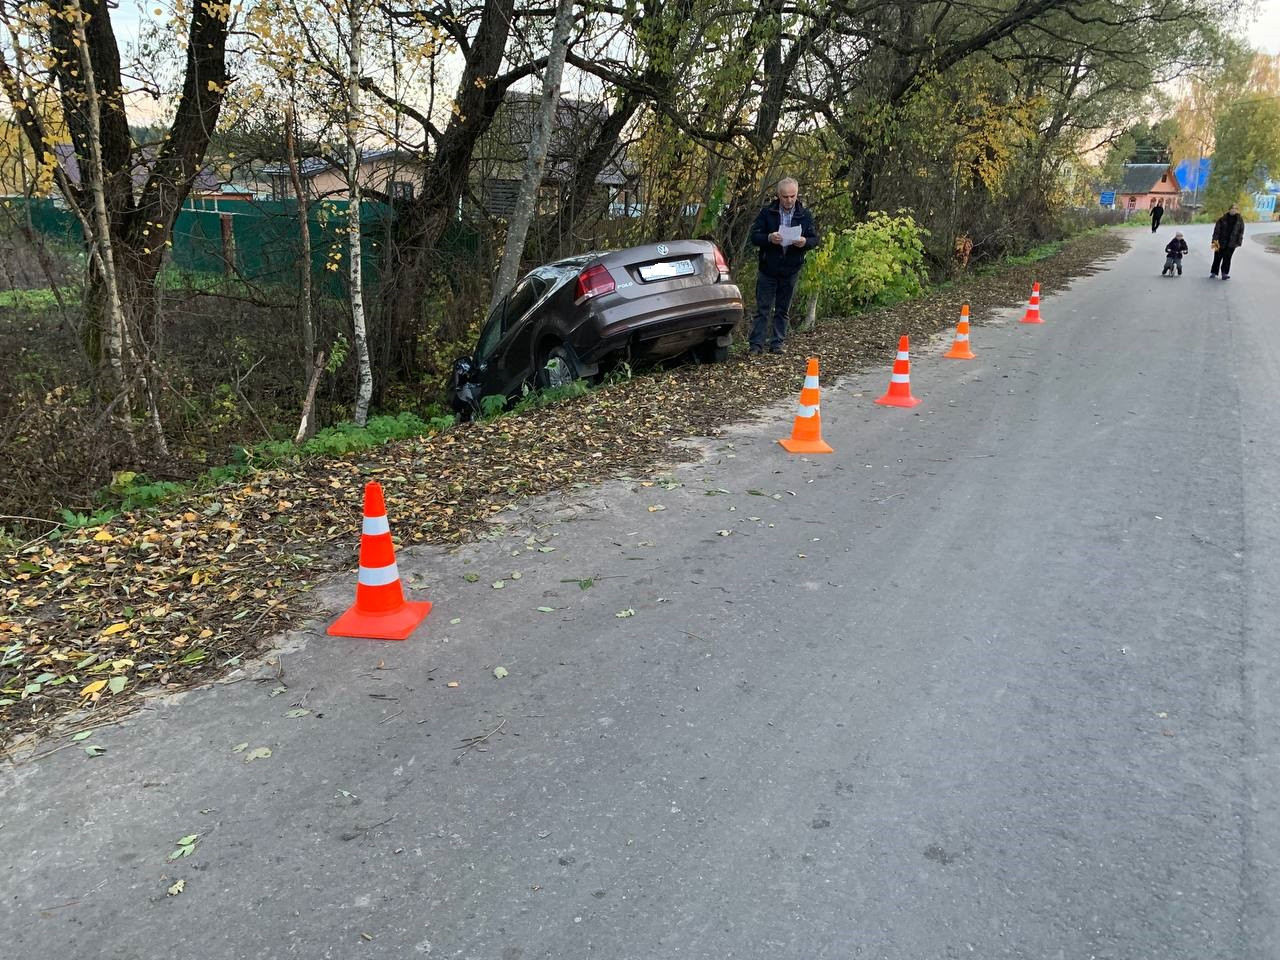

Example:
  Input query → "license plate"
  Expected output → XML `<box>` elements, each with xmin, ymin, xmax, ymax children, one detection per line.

<box><xmin>639</xmin><ymin>259</ymin><xmax>695</xmax><ymax>281</ymax></box>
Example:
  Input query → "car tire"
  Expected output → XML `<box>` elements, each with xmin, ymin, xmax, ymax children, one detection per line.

<box><xmin>694</xmin><ymin>340</ymin><xmax>731</xmax><ymax>364</ymax></box>
<box><xmin>537</xmin><ymin>343</ymin><xmax>581</xmax><ymax>390</ymax></box>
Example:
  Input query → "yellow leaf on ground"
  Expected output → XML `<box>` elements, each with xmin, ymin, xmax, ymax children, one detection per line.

<box><xmin>100</xmin><ymin>622</ymin><xmax>130</xmax><ymax>636</ymax></box>
<box><xmin>93</xmin><ymin>530</ymin><xmax>114</xmax><ymax>543</ymax></box>
<box><xmin>80</xmin><ymin>679</ymin><xmax>107</xmax><ymax>697</ymax></box>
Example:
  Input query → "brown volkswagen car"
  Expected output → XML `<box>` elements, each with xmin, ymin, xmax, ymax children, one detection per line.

<box><xmin>450</xmin><ymin>239</ymin><xmax>743</xmax><ymax>413</ymax></box>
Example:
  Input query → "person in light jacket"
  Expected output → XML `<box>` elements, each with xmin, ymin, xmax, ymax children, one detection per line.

<box><xmin>748</xmin><ymin>178</ymin><xmax>819</xmax><ymax>354</ymax></box>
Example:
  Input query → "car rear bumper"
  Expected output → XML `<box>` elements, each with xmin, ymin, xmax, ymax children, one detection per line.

<box><xmin>576</xmin><ymin>285</ymin><xmax>743</xmax><ymax>363</ymax></box>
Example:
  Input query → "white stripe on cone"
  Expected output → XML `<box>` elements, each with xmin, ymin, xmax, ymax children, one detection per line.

<box><xmin>803</xmin><ymin>375</ymin><xmax>820</xmax><ymax>389</ymax></box>
<box><xmin>795</xmin><ymin>403</ymin><xmax>819</xmax><ymax>418</ymax></box>
<box><xmin>362</xmin><ymin>515</ymin><xmax>391</xmax><ymax>536</ymax></box>
<box><xmin>897</xmin><ymin>351</ymin><xmax>909</xmax><ymax>360</ymax></box>
<box><xmin>358</xmin><ymin>562</ymin><xmax>400</xmax><ymax>587</ymax></box>
<box><xmin>890</xmin><ymin>373</ymin><xmax>910</xmax><ymax>383</ymax></box>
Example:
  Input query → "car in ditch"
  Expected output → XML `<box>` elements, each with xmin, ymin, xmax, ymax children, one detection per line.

<box><xmin>449</xmin><ymin>239</ymin><xmax>743</xmax><ymax>414</ymax></box>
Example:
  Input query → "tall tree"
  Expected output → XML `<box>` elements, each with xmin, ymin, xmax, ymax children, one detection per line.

<box><xmin>489</xmin><ymin>0</ymin><xmax>575</xmax><ymax>309</ymax></box>
<box><xmin>343</xmin><ymin>0</ymin><xmax>374</xmax><ymax>425</ymax></box>
<box><xmin>0</xmin><ymin>0</ymin><xmax>231</xmax><ymax>451</ymax></box>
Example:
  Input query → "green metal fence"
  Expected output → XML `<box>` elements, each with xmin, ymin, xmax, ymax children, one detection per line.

<box><xmin>16</xmin><ymin>196</ymin><xmax>477</xmax><ymax>299</ymax></box>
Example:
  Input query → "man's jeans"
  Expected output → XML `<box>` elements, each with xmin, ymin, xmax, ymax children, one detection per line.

<box><xmin>751</xmin><ymin>270</ymin><xmax>798</xmax><ymax>349</ymax></box>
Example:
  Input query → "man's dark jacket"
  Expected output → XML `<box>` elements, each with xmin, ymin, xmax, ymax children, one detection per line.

<box><xmin>1212</xmin><ymin>213</ymin><xmax>1244</xmax><ymax>249</ymax></box>
<box><xmin>750</xmin><ymin>200</ymin><xmax>819</xmax><ymax>277</ymax></box>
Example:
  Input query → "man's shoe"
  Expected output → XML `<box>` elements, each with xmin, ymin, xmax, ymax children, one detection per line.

<box><xmin>769</xmin><ymin>344</ymin><xmax>785</xmax><ymax>355</ymax></box>
<box><xmin>748</xmin><ymin>345</ymin><xmax>763</xmax><ymax>355</ymax></box>
<box><xmin>1222</xmin><ymin>275</ymin><xmax>1230</xmax><ymax>280</ymax></box>
<box><xmin>1210</xmin><ymin>273</ymin><xmax>1217</xmax><ymax>278</ymax></box>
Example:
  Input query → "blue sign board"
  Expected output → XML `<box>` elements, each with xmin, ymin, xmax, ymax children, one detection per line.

<box><xmin>1175</xmin><ymin>157</ymin><xmax>1212</xmax><ymax>192</ymax></box>
<box><xmin>1254</xmin><ymin>193</ymin><xmax>1276</xmax><ymax>216</ymax></box>
<box><xmin>1100</xmin><ymin>191</ymin><xmax>1116</xmax><ymax>207</ymax></box>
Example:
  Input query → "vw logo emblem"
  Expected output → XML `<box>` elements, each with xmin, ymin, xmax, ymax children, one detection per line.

<box><xmin>656</xmin><ymin>244</ymin><xmax>669</xmax><ymax>255</ymax></box>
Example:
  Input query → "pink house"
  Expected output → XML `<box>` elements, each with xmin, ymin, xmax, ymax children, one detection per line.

<box><xmin>1116</xmin><ymin>163</ymin><xmax>1181</xmax><ymax>212</ymax></box>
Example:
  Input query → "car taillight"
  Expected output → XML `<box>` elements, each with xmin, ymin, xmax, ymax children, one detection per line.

<box><xmin>712</xmin><ymin>244</ymin><xmax>731</xmax><ymax>282</ymax></box>
<box><xmin>575</xmin><ymin>263</ymin><xmax>615</xmax><ymax>302</ymax></box>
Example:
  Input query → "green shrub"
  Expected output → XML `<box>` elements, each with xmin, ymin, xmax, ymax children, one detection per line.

<box><xmin>59</xmin><ymin>507</ymin><xmax>119</xmax><ymax>529</ymax></box>
<box><xmin>98</xmin><ymin>471</ymin><xmax>186</xmax><ymax>512</ymax></box>
<box><xmin>798</xmin><ymin>211</ymin><xmax>929</xmax><ymax>316</ymax></box>
<box><xmin>480</xmin><ymin>394</ymin><xmax>508</xmax><ymax>419</ymax></box>
<box><xmin>509</xmin><ymin>379</ymin><xmax>590</xmax><ymax>414</ymax></box>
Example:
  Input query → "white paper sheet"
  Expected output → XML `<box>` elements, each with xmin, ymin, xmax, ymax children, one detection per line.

<box><xmin>779</xmin><ymin>225</ymin><xmax>802</xmax><ymax>248</ymax></box>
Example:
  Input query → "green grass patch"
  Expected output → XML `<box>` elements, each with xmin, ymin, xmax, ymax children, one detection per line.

<box><xmin>0</xmin><ymin>287</ymin><xmax>77</xmax><ymax>310</ymax></box>
<box><xmin>32</xmin><ymin>411</ymin><xmax>458</xmax><ymax>539</ymax></box>
<box><xmin>243</xmin><ymin>411</ymin><xmax>457</xmax><ymax>466</ymax></box>
<box><xmin>1003</xmin><ymin>240</ymin><xmax>1066</xmax><ymax>266</ymax></box>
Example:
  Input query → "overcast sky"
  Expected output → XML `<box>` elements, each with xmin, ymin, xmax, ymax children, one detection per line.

<box><xmin>1254</xmin><ymin>0</ymin><xmax>1280</xmax><ymax>53</ymax></box>
<box><xmin>104</xmin><ymin>0</ymin><xmax>1280</xmax><ymax>121</ymax></box>
<box><xmin>109</xmin><ymin>0</ymin><xmax>1280</xmax><ymax>53</ymax></box>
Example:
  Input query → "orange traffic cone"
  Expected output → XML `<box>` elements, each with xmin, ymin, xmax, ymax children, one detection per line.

<box><xmin>779</xmin><ymin>357</ymin><xmax>834</xmax><ymax>454</ymax></box>
<box><xmin>875</xmin><ymin>335</ymin><xmax>921</xmax><ymax>408</ymax></box>
<box><xmin>1021</xmin><ymin>282</ymin><xmax>1043</xmax><ymax>324</ymax></box>
<box><xmin>944</xmin><ymin>304</ymin><xmax>976</xmax><ymax>359</ymax></box>
<box><xmin>328</xmin><ymin>482</ymin><xmax>432</xmax><ymax>640</ymax></box>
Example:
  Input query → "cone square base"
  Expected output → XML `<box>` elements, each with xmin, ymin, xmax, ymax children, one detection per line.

<box><xmin>1020</xmin><ymin>314</ymin><xmax>1043</xmax><ymax>324</ymax></box>
<box><xmin>875</xmin><ymin>393</ymin><xmax>921</xmax><ymax>407</ymax></box>
<box><xmin>328</xmin><ymin>599</ymin><xmax>432</xmax><ymax>640</ymax></box>
<box><xmin>944</xmin><ymin>345</ymin><xmax>975</xmax><ymax>359</ymax></box>
<box><xmin>779</xmin><ymin>436</ymin><xmax>833</xmax><ymax>454</ymax></box>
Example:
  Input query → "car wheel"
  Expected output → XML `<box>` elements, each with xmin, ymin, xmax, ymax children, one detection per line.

<box><xmin>694</xmin><ymin>340</ymin><xmax>731</xmax><ymax>364</ymax></box>
<box><xmin>538</xmin><ymin>344</ymin><xmax>581</xmax><ymax>390</ymax></box>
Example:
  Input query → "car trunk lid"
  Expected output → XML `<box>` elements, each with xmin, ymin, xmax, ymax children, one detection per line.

<box><xmin>601</xmin><ymin>242</ymin><xmax>723</xmax><ymax>300</ymax></box>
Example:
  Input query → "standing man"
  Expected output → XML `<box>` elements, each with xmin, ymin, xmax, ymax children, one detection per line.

<box><xmin>1150</xmin><ymin>200</ymin><xmax>1165</xmax><ymax>233</ymax></box>
<box><xmin>1210</xmin><ymin>203</ymin><xmax>1245</xmax><ymax>279</ymax></box>
<box><xmin>748</xmin><ymin>177</ymin><xmax>819</xmax><ymax>355</ymax></box>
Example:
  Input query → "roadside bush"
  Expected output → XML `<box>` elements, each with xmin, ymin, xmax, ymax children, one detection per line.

<box><xmin>797</xmin><ymin>212</ymin><xmax>928</xmax><ymax>317</ymax></box>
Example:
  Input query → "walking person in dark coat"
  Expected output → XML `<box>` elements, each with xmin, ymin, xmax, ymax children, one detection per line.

<box><xmin>748</xmin><ymin>178</ymin><xmax>819</xmax><ymax>354</ymax></box>
<box><xmin>1210</xmin><ymin>203</ymin><xmax>1245</xmax><ymax>279</ymax></box>
<box><xmin>1150</xmin><ymin>200</ymin><xmax>1165</xmax><ymax>233</ymax></box>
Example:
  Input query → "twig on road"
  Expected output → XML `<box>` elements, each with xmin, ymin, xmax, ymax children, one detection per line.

<box><xmin>454</xmin><ymin>717</ymin><xmax>507</xmax><ymax>763</ymax></box>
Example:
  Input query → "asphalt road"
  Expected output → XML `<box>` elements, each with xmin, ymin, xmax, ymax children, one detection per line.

<box><xmin>4</xmin><ymin>222</ymin><xmax>1280</xmax><ymax>960</ymax></box>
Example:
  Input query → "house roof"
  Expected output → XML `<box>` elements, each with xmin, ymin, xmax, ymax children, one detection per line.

<box><xmin>54</xmin><ymin>142</ymin><xmax>225</xmax><ymax>193</ymax></box>
<box><xmin>1119</xmin><ymin>163</ymin><xmax>1179</xmax><ymax>194</ymax></box>
<box><xmin>259</xmin><ymin>149</ymin><xmax>416</xmax><ymax>179</ymax></box>
<box><xmin>489</xmin><ymin>92</ymin><xmax>633</xmax><ymax>186</ymax></box>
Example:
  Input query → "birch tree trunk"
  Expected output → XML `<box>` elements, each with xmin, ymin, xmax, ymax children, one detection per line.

<box><xmin>285</xmin><ymin>102</ymin><xmax>315</xmax><ymax>384</ymax></box>
<box><xmin>69</xmin><ymin>0</ymin><xmax>138</xmax><ymax>452</ymax></box>
<box><xmin>345</xmin><ymin>2</ymin><xmax>373</xmax><ymax>426</ymax></box>
<box><xmin>488</xmin><ymin>0</ymin><xmax>575</xmax><ymax>310</ymax></box>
